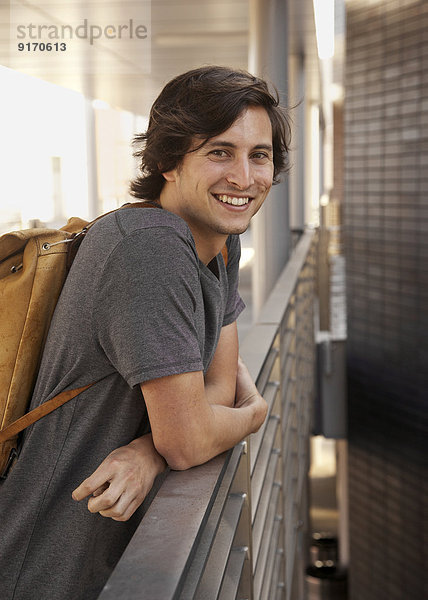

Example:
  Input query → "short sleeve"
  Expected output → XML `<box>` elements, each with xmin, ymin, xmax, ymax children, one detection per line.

<box><xmin>93</xmin><ymin>226</ymin><xmax>204</xmax><ymax>387</ymax></box>
<box><xmin>222</xmin><ymin>235</ymin><xmax>245</xmax><ymax>326</ymax></box>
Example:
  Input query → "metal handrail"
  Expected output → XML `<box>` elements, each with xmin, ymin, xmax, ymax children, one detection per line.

<box><xmin>99</xmin><ymin>230</ymin><xmax>316</xmax><ymax>600</ymax></box>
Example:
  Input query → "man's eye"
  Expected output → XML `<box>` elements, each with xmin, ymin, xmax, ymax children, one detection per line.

<box><xmin>209</xmin><ymin>149</ymin><xmax>228</xmax><ymax>158</ymax></box>
<box><xmin>252</xmin><ymin>152</ymin><xmax>270</xmax><ymax>161</ymax></box>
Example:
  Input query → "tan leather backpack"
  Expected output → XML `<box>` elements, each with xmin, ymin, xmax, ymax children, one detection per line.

<box><xmin>0</xmin><ymin>216</ymin><xmax>92</xmax><ymax>477</ymax></box>
<box><xmin>0</xmin><ymin>202</ymin><xmax>152</xmax><ymax>477</ymax></box>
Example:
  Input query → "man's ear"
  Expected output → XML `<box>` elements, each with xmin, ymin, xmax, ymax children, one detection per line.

<box><xmin>161</xmin><ymin>169</ymin><xmax>177</xmax><ymax>183</ymax></box>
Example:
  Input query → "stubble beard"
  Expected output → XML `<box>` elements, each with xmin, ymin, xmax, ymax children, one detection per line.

<box><xmin>212</xmin><ymin>221</ymin><xmax>250</xmax><ymax>236</ymax></box>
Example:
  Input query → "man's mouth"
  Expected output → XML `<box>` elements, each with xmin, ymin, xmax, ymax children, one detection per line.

<box><xmin>214</xmin><ymin>194</ymin><xmax>251</xmax><ymax>206</ymax></box>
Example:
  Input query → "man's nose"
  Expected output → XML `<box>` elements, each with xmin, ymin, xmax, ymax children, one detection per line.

<box><xmin>225</xmin><ymin>157</ymin><xmax>254</xmax><ymax>190</ymax></box>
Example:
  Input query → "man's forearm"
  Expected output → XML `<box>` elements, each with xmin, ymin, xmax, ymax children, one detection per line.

<box><xmin>153</xmin><ymin>359</ymin><xmax>267</xmax><ymax>471</ymax></box>
<box><xmin>204</xmin><ymin>380</ymin><xmax>236</xmax><ymax>407</ymax></box>
<box><xmin>163</xmin><ymin>396</ymin><xmax>264</xmax><ymax>470</ymax></box>
<box><xmin>142</xmin><ymin>360</ymin><xmax>267</xmax><ymax>472</ymax></box>
<box><xmin>162</xmin><ymin>404</ymin><xmax>260</xmax><ymax>471</ymax></box>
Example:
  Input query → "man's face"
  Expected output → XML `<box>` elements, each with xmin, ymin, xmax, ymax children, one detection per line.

<box><xmin>162</xmin><ymin>105</ymin><xmax>274</xmax><ymax>241</ymax></box>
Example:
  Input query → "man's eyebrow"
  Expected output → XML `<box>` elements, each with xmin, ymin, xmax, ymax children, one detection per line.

<box><xmin>205</xmin><ymin>140</ymin><xmax>273</xmax><ymax>152</ymax></box>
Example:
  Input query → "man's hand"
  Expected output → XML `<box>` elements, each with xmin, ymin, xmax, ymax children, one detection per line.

<box><xmin>72</xmin><ymin>433</ymin><xmax>166</xmax><ymax>522</ymax></box>
<box><xmin>234</xmin><ymin>357</ymin><xmax>268</xmax><ymax>433</ymax></box>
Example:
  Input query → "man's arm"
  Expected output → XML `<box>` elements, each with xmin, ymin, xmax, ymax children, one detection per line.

<box><xmin>141</xmin><ymin>356</ymin><xmax>267</xmax><ymax>471</ymax></box>
<box><xmin>72</xmin><ymin>324</ymin><xmax>265</xmax><ymax>518</ymax></box>
<box><xmin>204</xmin><ymin>321</ymin><xmax>239</xmax><ymax>407</ymax></box>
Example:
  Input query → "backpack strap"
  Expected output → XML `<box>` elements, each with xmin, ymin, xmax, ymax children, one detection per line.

<box><xmin>65</xmin><ymin>201</ymin><xmax>160</xmax><ymax>271</ymax></box>
<box><xmin>221</xmin><ymin>244</ymin><xmax>228</xmax><ymax>267</ymax></box>
<box><xmin>0</xmin><ymin>383</ymin><xmax>93</xmax><ymax>444</ymax></box>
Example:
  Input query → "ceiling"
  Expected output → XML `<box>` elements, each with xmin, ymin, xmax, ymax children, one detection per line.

<box><xmin>1</xmin><ymin>0</ymin><xmax>319</xmax><ymax>117</ymax></box>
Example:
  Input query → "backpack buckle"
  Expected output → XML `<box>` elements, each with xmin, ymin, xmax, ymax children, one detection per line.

<box><xmin>0</xmin><ymin>447</ymin><xmax>18</xmax><ymax>480</ymax></box>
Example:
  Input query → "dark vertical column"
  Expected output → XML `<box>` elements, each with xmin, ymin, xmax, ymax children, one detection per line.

<box><xmin>249</xmin><ymin>0</ymin><xmax>291</xmax><ymax>317</ymax></box>
<box><xmin>344</xmin><ymin>1</ymin><xmax>428</xmax><ymax>599</ymax></box>
<box><xmin>289</xmin><ymin>53</ymin><xmax>306</xmax><ymax>232</ymax></box>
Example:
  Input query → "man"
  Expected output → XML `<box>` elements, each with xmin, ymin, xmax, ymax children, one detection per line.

<box><xmin>0</xmin><ymin>66</ymin><xmax>291</xmax><ymax>599</ymax></box>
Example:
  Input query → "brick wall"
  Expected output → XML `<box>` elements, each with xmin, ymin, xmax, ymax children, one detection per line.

<box><xmin>344</xmin><ymin>1</ymin><xmax>428</xmax><ymax>599</ymax></box>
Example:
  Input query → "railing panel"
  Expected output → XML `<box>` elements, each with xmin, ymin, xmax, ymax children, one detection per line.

<box><xmin>193</xmin><ymin>493</ymin><xmax>245</xmax><ymax>600</ymax></box>
<box><xmin>250</xmin><ymin>381</ymin><xmax>279</xmax><ymax>472</ymax></box>
<box><xmin>252</xmin><ymin>447</ymin><xmax>280</xmax><ymax>563</ymax></box>
<box><xmin>253</xmin><ymin>482</ymin><xmax>281</xmax><ymax>597</ymax></box>
<box><xmin>256</xmin><ymin>345</ymin><xmax>279</xmax><ymax>395</ymax></box>
<box><xmin>260</xmin><ymin>514</ymin><xmax>282</xmax><ymax>600</ymax></box>
<box><xmin>178</xmin><ymin>443</ymin><xmax>247</xmax><ymax>600</ymax></box>
<box><xmin>251</xmin><ymin>414</ymin><xmax>280</xmax><ymax>519</ymax></box>
<box><xmin>269</xmin><ymin>545</ymin><xmax>285</xmax><ymax>600</ymax></box>
<box><xmin>217</xmin><ymin>547</ymin><xmax>248</xmax><ymax>600</ymax></box>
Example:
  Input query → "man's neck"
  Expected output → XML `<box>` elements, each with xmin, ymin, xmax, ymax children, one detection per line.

<box><xmin>189</xmin><ymin>229</ymin><xmax>228</xmax><ymax>266</ymax></box>
<box><xmin>157</xmin><ymin>194</ymin><xmax>227</xmax><ymax>265</ymax></box>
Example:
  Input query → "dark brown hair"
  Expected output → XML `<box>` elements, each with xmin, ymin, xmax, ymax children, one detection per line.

<box><xmin>130</xmin><ymin>65</ymin><xmax>291</xmax><ymax>201</ymax></box>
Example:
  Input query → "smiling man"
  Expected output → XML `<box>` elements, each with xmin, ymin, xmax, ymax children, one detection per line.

<box><xmin>161</xmin><ymin>106</ymin><xmax>274</xmax><ymax>255</ymax></box>
<box><xmin>0</xmin><ymin>66</ymin><xmax>291</xmax><ymax>600</ymax></box>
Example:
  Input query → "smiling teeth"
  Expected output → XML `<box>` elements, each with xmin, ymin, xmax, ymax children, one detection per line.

<box><xmin>217</xmin><ymin>194</ymin><xmax>249</xmax><ymax>206</ymax></box>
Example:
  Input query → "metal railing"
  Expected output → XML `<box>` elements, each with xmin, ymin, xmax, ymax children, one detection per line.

<box><xmin>99</xmin><ymin>230</ymin><xmax>316</xmax><ymax>600</ymax></box>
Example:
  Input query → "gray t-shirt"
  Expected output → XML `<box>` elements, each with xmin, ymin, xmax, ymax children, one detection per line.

<box><xmin>0</xmin><ymin>206</ymin><xmax>244</xmax><ymax>600</ymax></box>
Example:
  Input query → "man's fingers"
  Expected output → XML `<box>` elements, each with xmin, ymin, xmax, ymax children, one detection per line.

<box><xmin>72</xmin><ymin>434</ymin><xmax>165</xmax><ymax>520</ymax></box>
<box><xmin>86</xmin><ymin>483</ymin><xmax>123</xmax><ymax>514</ymax></box>
<box><xmin>92</xmin><ymin>483</ymin><xmax>109</xmax><ymax>497</ymax></box>
<box><xmin>99</xmin><ymin>495</ymin><xmax>142</xmax><ymax>522</ymax></box>
<box><xmin>72</xmin><ymin>462</ymin><xmax>113</xmax><ymax>501</ymax></box>
<box><xmin>72</xmin><ymin>479</ymin><xmax>93</xmax><ymax>502</ymax></box>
